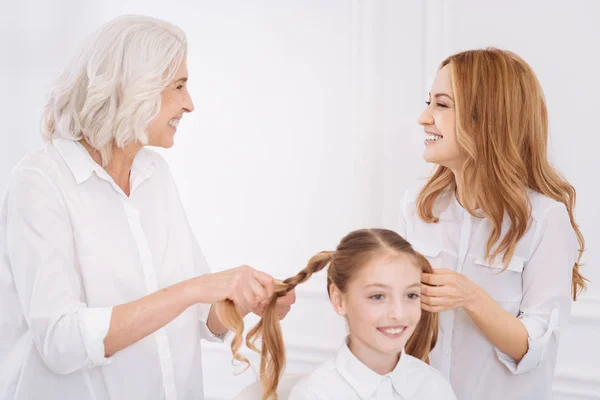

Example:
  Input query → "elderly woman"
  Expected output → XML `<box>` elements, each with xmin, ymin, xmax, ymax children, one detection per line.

<box><xmin>0</xmin><ymin>15</ymin><xmax>294</xmax><ymax>400</ymax></box>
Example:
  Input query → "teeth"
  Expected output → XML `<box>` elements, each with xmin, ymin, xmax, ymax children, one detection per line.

<box><xmin>382</xmin><ymin>328</ymin><xmax>404</xmax><ymax>335</ymax></box>
<box><xmin>168</xmin><ymin>119</ymin><xmax>180</xmax><ymax>128</ymax></box>
<box><xmin>426</xmin><ymin>133</ymin><xmax>442</xmax><ymax>141</ymax></box>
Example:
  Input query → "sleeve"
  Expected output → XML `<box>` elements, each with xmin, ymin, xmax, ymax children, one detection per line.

<box><xmin>5</xmin><ymin>168</ymin><xmax>113</xmax><ymax>375</ymax></box>
<box><xmin>494</xmin><ymin>204</ymin><xmax>576</xmax><ymax>374</ymax></box>
<box><xmin>193</xmin><ymin>241</ymin><xmax>229</xmax><ymax>343</ymax></box>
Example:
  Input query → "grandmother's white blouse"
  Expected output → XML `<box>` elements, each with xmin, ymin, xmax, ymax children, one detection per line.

<box><xmin>0</xmin><ymin>138</ymin><xmax>222</xmax><ymax>400</ymax></box>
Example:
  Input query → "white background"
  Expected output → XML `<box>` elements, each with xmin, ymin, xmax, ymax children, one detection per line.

<box><xmin>1</xmin><ymin>1</ymin><xmax>598</xmax><ymax>398</ymax></box>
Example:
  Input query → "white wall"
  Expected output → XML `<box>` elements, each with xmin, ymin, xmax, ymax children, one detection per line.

<box><xmin>1</xmin><ymin>1</ymin><xmax>598</xmax><ymax>399</ymax></box>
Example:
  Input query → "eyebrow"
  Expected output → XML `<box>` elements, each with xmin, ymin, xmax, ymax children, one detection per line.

<box><xmin>364</xmin><ymin>282</ymin><xmax>421</xmax><ymax>290</ymax></box>
<box><xmin>174</xmin><ymin>77</ymin><xmax>188</xmax><ymax>84</ymax></box>
<box><xmin>429</xmin><ymin>92</ymin><xmax>454</xmax><ymax>101</ymax></box>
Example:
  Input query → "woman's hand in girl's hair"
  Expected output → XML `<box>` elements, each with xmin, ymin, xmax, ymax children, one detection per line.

<box><xmin>197</xmin><ymin>265</ymin><xmax>275</xmax><ymax>316</ymax></box>
<box><xmin>252</xmin><ymin>288</ymin><xmax>297</xmax><ymax>320</ymax></box>
<box><xmin>420</xmin><ymin>269</ymin><xmax>481</xmax><ymax>312</ymax></box>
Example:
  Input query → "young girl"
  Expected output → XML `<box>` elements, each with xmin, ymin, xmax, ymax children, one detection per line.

<box><xmin>217</xmin><ymin>229</ymin><xmax>456</xmax><ymax>400</ymax></box>
<box><xmin>400</xmin><ymin>48</ymin><xmax>585</xmax><ymax>399</ymax></box>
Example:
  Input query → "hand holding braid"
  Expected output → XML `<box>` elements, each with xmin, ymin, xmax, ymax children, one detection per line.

<box><xmin>214</xmin><ymin>251</ymin><xmax>334</xmax><ymax>400</ymax></box>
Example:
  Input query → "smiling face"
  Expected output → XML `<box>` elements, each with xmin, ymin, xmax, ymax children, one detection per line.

<box><xmin>146</xmin><ymin>57</ymin><xmax>195</xmax><ymax>148</ymax></box>
<box><xmin>417</xmin><ymin>65</ymin><xmax>464</xmax><ymax>172</ymax></box>
<box><xmin>330</xmin><ymin>252</ymin><xmax>422</xmax><ymax>372</ymax></box>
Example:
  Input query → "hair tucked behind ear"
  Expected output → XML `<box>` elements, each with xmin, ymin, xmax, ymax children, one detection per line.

<box><xmin>214</xmin><ymin>251</ymin><xmax>333</xmax><ymax>400</ymax></box>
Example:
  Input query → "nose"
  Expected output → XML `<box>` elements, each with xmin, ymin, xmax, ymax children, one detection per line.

<box><xmin>387</xmin><ymin>299</ymin><xmax>405</xmax><ymax>321</ymax></box>
<box><xmin>183</xmin><ymin>91</ymin><xmax>194</xmax><ymax>113</ymax></box>
<box><xmin>418</xmin><ymin>104</ymin><xmax>433</xmax><ymax>126</ymax></box>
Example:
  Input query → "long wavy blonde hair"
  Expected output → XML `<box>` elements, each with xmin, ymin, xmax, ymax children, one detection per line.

<box><xmin>215</xmin><ymin>229</ymin><xmax>438</xmax><ymax>399</ymax></box>
<box><xmin>417</xmin><ymin>48</ymin><xmax>586</xmax><ymax>299</ymax></box>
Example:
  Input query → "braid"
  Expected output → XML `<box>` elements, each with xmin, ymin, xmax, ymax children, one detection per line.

<box><xmin>275</xmin><ymin>251</ymin><xmax>333</xmax><ymax>296</ymax></box>
<box><xmin>218</xmin><ymin>250</ymin><xmax>334</xmax><ymax>399</ymax></box>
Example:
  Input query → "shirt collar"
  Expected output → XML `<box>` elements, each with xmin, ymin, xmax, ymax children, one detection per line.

<box><xmin>53</xmin><ymin>138</ymin><xmax>156</xmax><ymax>188</ymax></box>
<box><xmin>335</xmin><ymin>339</ymin><xmax>417</xmax><ymax>399</ymax></box>
<box><xmin>53</xmin><ymin>138</ymin><xmax>101</xmax><ymax>184</ymax></box>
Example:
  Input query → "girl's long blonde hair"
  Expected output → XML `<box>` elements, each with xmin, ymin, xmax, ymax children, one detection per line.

<box><xmin>417</xmin><ymin>48</ymin><xmax>586</xmax><ymax>300</ymax></box>
<box><xmin>215</xmin><ymin>229</ymin><xmax>438</xmax><ymax>400</ymax></box>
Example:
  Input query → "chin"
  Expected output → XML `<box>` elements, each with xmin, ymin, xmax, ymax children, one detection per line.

<box><xmin>154</xmin><ymin>138</ymin><xmax>175</xmax><ymax>149</ymax></box>
<box><xmin>423</xmin><ymin>152</ymin><xmax>440</xmax><ymax>165</ymax></box>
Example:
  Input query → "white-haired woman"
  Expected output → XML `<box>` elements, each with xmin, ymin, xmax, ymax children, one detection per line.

<box><xmin>0</xmin><ymin>15</ymin><xmax>294</xmax><ymax>400</ymax></box>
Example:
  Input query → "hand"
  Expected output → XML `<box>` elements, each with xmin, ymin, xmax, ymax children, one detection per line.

<box><xmin>197</xmin><ymin>265</ymin><xmax>275</xmax><ymax>316</ymax></box>
<box><xmin>421</xmin><ymin>268</ymin><xmax>481</xmax><ymax>312</ymax></box>
<box><xmin>252</xmin><ymin>288</ymin><xmax>296</xmax><ymax>320</ymax></box>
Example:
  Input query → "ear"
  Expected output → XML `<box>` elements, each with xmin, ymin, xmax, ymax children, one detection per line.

<box><xmin>329</xmin><ymin>284</ymin><xmax>347</xmax><ymax>317</ymax></box>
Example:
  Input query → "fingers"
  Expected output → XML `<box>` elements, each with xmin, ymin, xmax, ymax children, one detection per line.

<box><xmin>276</xmin><ymin>304</ymin><xmax>291</xmax><ymax>320</ymax></box>
<box><xmin>421</xmin><ymin>283</ymin><xmax>454</xmax><ymax>297</ymax></box>
<box><xmin>278</xmin><ymin>288</ymin><xmax>296</xmax><ymax>306</ymax></box>
<box><xmin>272</xmin><ymin>290</ymin><xmax>296</xmax><ymax>319</ymax></box>
<box><xmin>251</xmin><ymin>269</ymin><xmax>275</xmax><ymax>296</ymax></box>
<box><xmin>421</xmin><ymin>294</ymin><xmax>437</xmax><ymax>306</ymax></box>
<box><xmin>422</xmin><ymin>270</ymin><xmax>456</xmax><ymax>286</ymax></box>
<box><xmin>421</xmin><ymin>302</ymin><xmax>445</xmax><ymax>313</ymax></box>
<box><xmin>421</xmin><ymin>273</ymin><xmax>444</xmax><ymax>286</ymax></box>
<box><xmin>230</xmin><ymin>266</ymin><xmax>298</xmax><ymax>320</ymax></box>
<box><xmin>246</xmin><ymin>276</ymin><xmax>274</xmax><ymax>313</ymax></box>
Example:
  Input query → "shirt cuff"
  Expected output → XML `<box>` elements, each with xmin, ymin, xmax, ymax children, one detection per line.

<box><xmin>77</xmin><ymin>306</ymin><xmax>114</xmax><ymax>367</ymax></box>
<box><xmin>495</xmin><ymin>308</ymin><xmax>559</xmax><ymax>375</ymax></box>
<box><xmin>198</xmin><ymin>303</ymin><xmax>230</xmax><ymax>343</ymax></box>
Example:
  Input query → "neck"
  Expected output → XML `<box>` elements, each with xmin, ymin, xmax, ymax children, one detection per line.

<box><xmin>348</xmin><ymin>337</ymin><xmax>399</xmax><ymax>376</ymax></box>
<box><xmin>452</xmin><ymin>167</ymin><xmax>464</xmax><ymax>207</ymax></box>
<box><xmin>81</xmin><ymin>140</ymin><xmax>142</xmax><ymax>196</ymax></box>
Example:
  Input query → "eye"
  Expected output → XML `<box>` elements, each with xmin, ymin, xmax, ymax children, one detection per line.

<box><xmin>436</xmin><ymin>103</ymin><xmax>448</xmax><ymax>108</ymax></box>
<box><xmin>176</xmin><ymin>84</ymin><xmax>185</xmax><ymax>90</ymax></box>
<box><xmin>370</xmin><ymin>294</ymin><xmax>385</xmax><ymax>301</ymax></box>
<box><xmin>407</xmin><ymin>293</ymin><xmax>420</xmax><ymax>300</ymax></box>
<box><xmin>425</xmin><ymin>101</ymin><xmax>431</xmax><ymax>106</ymax></box>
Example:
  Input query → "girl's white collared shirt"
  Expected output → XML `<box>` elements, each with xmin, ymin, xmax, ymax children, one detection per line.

<box><xmin>0</xmin><ymin>139</ymin><xmax>223</xmax><ymax>400</ymax></box>
<box><xmin>289</xmin><ymin>340</ymin><xmax>456</xmax><ymax>400</ymax></box>
<box><xmin>398</xmin><ymin>187</ymin><xmax>577</xmax><ymax>400</ymax></box>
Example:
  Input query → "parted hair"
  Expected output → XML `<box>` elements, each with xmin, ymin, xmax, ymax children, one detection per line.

<box><xmin>215</xmin><ymin>229</ymin><xmax>438</xmax><ymax>399</ymax></box>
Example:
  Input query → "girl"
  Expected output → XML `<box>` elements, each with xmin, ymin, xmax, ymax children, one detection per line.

<box><xmin>217</xmin><ymin>229</ymin><xmax>456</xmax><ymax>399</ymax></box>
<box><xmin>400</xmin><ymin>48</ymin><xmax>585</xmax><ymax>399</ymax></box>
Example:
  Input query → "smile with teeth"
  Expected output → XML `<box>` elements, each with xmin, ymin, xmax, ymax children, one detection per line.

<box><xmin>377</xmin><ymin>326</ymin><xmax>406</xmax><ymax>337</ymax></box>
<box><xmin>425</xmin><ymin>132</ymin><xmax>443</xmax><ymax>142</ymax></box>
<box><xmin>168</xmin><ymin>119</ymin><xmax>180</xmax><ymax>128</ymax></box>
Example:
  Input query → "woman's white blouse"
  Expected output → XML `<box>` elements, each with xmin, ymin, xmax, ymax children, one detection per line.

<box><xmin>0</xmin><ymin>139</ymin><xmax>223</xmax><ymax>400</ymax></box>
<box><xmin>289</xmin><ymin>340</ymin><xmax>456</xmax><ymax>400</ymax></box>
<box><xmin>397</xmin><ymin>187</ymin><xmax>577</xmax><ymax>400</ymax></box>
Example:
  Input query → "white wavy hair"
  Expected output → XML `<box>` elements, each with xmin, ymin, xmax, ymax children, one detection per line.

<box><xmin>41</xmin><ymin>15</ymin><xmax>187</xmax><ymax>166</ymax></box>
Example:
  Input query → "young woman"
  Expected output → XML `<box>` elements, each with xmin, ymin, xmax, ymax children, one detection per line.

<box><xmin>218</xmin><ymin>229</ymin><xmax>456</xmax><ymax>400</ymax></box>
<box><xmin>398</xmin><ymin>48</ymin><xmax>585</xmax><ymax>399</ymax></box>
